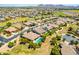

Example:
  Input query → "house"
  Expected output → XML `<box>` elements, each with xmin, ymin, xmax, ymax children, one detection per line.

<box><xmin>22</xmin><ymin>31</ymin><xmax>40</xmax><ymax>41</ymax></box>
<box><xmin>56</xmin><ymin>20</ymin><xmax>65</xmax><ymax>25</ymax></box>
<box><xmin>0</xmin><ymin>36</ymin><xmax>7</xmax><ymax>44</ymax></box>
<box><xmin>0</xmin><ymin>18</ymin><xmax>5</xmax><ymax>22</ymax></box>
<box><xmin>33</xmin><ymin>26</ymin><xmax>46</xmax><ymax>35</ymax></box>
<box><xmin>12</xmin><ymin>23</ymin><xmax>23</xmax><ymax>30</ymax></box>
<box><xmin>24</xmin><ymin>21</ymin><xmax>36</xmax><ymax>27</ymax></box>
<box><xmin>48</xmin><ymin>23</ymin><xmax>58</xmax><ymax>29</ymax></box>
<box><xmin>60</xmin><ymin>42</ymin><xmax>77</xmax><ymax>55</ymax></box>
<box><xmin>5</xmin><ymin>27</ymin><xmax>18</xmax><ymax>33</ymax></box>
<box><xmin>43</xmin><ymin>23</ymin><xmax>58</xmax><ymax>30</ymax></box>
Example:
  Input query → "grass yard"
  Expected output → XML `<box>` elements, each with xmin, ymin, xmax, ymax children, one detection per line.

<box><xmin>0</xmin><ymin>17</ymin><xmax>30</xmax><ymax>27</ymax></box>
<box><xmin>6</xmin><ymin>44</ymin><xmax>39</xmax><ymax>55</ymax></box>
<box><xmin>53</xmin><ymin>11</ymin><xmax>69</xmax><ymax>17</ymax></box>
<box><xmin>67</xmin><ymin>10</ymin><xmax>79</xmax><ymax>13</ymax></box>
<box><xmin>3</xmin><ymin>36</ymin><xmax>53</xmax><ymax>55</ymax></box>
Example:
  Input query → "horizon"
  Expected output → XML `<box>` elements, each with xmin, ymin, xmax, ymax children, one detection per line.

<box><xmin>0</xmin><ymin>4</ymin><xmax>79</xmax><ymax>7</ymax></box>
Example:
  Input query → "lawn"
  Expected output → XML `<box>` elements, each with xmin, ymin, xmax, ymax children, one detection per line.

<box><xmin>6</xmin><ymin>44</ymin><xmax>39</xmax><ymax>55</ymax></box>
<box><xmin>53</xmin><ymin>11</ymin><xmax>69</xmax><ymax>17</ymax></box>
<box><xmin>0</xmin><ymin>17</ymin><xmax>30</xmax><ymax>27</ymax></box>
<box><xmin>67</xmin><ymin>10</ymin><xmax>79</xmax><ymax>13</ymax></box>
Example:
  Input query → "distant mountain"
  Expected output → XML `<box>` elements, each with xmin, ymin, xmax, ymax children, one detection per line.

<box><xmin>0</xmin><ymin>4</ymin><xmax>79</xmax><ymax>9</ymax></box>
<box><xmin>38</xmin><ymin>4</ymin><xmax>79</xmax><ymax>9</ymax></box>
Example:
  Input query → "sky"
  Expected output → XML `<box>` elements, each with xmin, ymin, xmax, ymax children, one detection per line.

<box><xmin>0</xmin><ymin>0</ymin><xmax>79</xmax><ymax>6</ymax></box>
<box><xmin>0</xmin><ymin>4</ymin><xmax>79</xmax><ymax>7</ymax></box>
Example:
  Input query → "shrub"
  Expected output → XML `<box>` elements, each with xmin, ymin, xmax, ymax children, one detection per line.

<box><xmin>63</xmin><ymin>38</ymin><xmax>66</xmax><ymax>42</ymax></box>
<box><xmin>74</xmin><ymin>41</ymin><xmax>79</xmax><ymax>45</ymax></box>
<box><xmin>56</xmin><ymin>36</ymin><xmax>61</xmax><ymax>40</ymax></box>
<box><xmin>28</xmin><ymin>41</ymin><xmax>41</xmax><ymax>50</ymax></box>
<box><xmin>6</xmin><ymin>22</ymin><xmax>12</xmax><ymax>27</ymax></box>
<box><xmin>0</xmin><ymin>42</ymin><xmax>3</xmax><ymax>47</ymax></box>
<box><xmin>19</xmin><ymin>38</ymin><xmax>29</xmax><ymax>44</ymax></box>
<box><xmin>14</xmin><ymin>40</ymin><xmax>16</xmax><ymax>43</ymax></box>
<box><xmin>68</xmin><ymin>27</ymin><xmax>73</xmax><ymax>31</ymax></box>
<box><xmin>70</xmin><ymin>40</ymin><xmax>75</xmax><ymax>45</ymax></box>
<box><xmin>2</xmin><ymin>53</ymin><xmax>10</xmax><ymax>55</ymax></box>
<box><xmin>8</xmin><ymin>42</ymin><xmax>14</xmax><ymax>48</ymax></box>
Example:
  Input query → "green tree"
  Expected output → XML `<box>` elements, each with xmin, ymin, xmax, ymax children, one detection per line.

<box><xmin>14</xmin><ymin>40</ymin><xmax>16</xmax><ymax>43</ymax></box>
<box><xmin>0</xmin><ymin>42</ymin><xmax>3</xmax><ymax>47</ymax></box>
<box><xmin>42</xmin><ymin>32</ymin><xmax>49</xmax><ymax>39</ymax></box>
<box><xmin>19</xmin><ymin>38</ymin><xmax>29</xmax><ymax>44</ymax></box>
<box><xmin>64</xmin><ymin>23</ymin><xmax>67</xmax><ymax>26</ymax></box>
<box><xmin>6</xmin><ymin>22</ymin><xmax>12</xmax><ymax>27</ymax></box>
<box><xmin>8</xmin><ymin>42</ymin><xmax>14</xmax><ymax>48</ymax></box>
<box><xmin>0</xmin><ymin>28</ymin><xmax>4</xmax><ymax>33</ymax></box>
<box><xmin>50</xmin><ymin>45</ymin><xmax>61</xmax><ymax>55</ymax></box>
<box><xmin>47</xmin><ymin>30</ymin><xmax>52</xmax><ymax>35</ymax></box>
<box><xmin>63</xmin><ymin>38</ymin><xmax>66</xmax><ymax>42</ymax></box>
<box><xmin>50</xmin><ymin>38</ymin><xmax>58</xmax><ymax>45</ymax></box>
<box><xmin>70</xmin><ymin>40</ymin><xmax>74</xmax><ymax>45</ymax></box>
<box><xmin>56</xmin><ymin>35</ymin><xmax>61</xmax><ymax>40</ymax></box>
<box><xmin>28</xmin><ymin>41</ymin><xmax>37</xmax><ymax>50</ymax></box>
<box><xmin>68</xmin><ymin>27</ymin><xmax>73</xmax><ymax>31</ymax></box>
<box><xmin>74</xmin><ymin>41</ymin><xmax>79</xmax><ymax>45</ymax></box>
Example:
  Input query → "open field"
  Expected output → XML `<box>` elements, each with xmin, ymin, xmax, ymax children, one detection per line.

<box><xmin>65</xmin><ymin>10</ymin><xmax>79</xmax><ymax>13</ymax></box>
<box><xmin>53</xmin><ymin>11</ymin><xmax>70</xmax><ymax>16</ymax></box>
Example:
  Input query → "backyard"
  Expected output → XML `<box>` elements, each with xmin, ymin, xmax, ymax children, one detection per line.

<box><xmin>2</xmin><ymin>36</ymin><xmax>53</xmax><ymax>55</ymax></box>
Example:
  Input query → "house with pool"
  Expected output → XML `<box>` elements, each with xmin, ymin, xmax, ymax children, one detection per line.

<box><xmin>22</xmin><ymin>31</ymin><xmax>44</xmax><ymax>44</ymax></box>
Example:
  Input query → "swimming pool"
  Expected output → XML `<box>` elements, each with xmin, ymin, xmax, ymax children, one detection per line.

<box><xmin>33</xmin><ymin>37</ymin><xmax>44</xmax><ymax>44</ymax></box>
